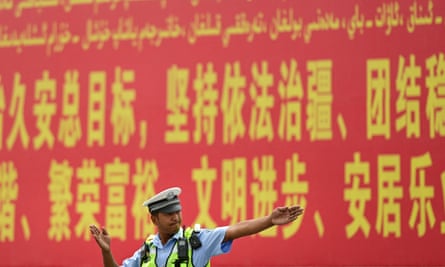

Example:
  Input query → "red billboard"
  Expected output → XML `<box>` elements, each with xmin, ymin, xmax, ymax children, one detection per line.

<box><xmin>0</xmin><ymin>0</ymin><xmax>445</xmax><ymax>266</ymax></box>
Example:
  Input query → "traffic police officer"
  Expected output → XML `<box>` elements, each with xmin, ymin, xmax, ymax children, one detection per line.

<box><xmin>90</xmin><ymin>187</ymin><xmax>304</xmax><ymax>267</ymax></box>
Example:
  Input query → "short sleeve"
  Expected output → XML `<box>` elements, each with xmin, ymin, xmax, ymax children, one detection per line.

<box><xmin>121</xmin><ymin>246</ymin><xmax>142</xmax><ymax>267</ymax></box>
<box><xmin>192</xmin><ymin>226</ymin><xmax>233</xmax><ymax>266</ymax></box>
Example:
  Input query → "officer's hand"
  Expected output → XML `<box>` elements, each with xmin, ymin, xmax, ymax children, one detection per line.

<box><xmin>89</xmin><ymin>224</ymin><xmax>111</xmax><ymax>252</ymax></box>
<box><xmin>271</xmin><ymin>205</ymin><xmax>304</xmax><ymax>225</ymax></box>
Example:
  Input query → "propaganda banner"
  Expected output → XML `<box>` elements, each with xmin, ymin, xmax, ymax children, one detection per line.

<box><xmin>0</xmin><ymin>0</ymin><xmax>444</xmax><ymax>266</ymax></box>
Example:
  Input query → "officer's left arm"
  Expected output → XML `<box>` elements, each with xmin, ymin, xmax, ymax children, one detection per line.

<box><xmin>223</xmin><ymin>205</ymin><xmax>303</xmax><ymax>242</ymax></box>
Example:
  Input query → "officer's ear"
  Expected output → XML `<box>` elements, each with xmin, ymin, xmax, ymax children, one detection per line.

<box><xmin>151</xmin><ymin>213</ymin><xmax>159</xmax><ymax>225</ymax></box>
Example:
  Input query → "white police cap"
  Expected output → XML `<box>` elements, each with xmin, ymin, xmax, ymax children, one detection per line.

<box><xmin>142</xmin><ymin>187</ymin><xmax>182</xmax><ymax>214</ymax></box>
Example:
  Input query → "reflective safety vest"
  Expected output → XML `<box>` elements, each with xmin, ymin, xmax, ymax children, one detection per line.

<box><xmin>140</xmin><ymin>228</ymin><xmax>210</xmax><ymax>267</ymax></box>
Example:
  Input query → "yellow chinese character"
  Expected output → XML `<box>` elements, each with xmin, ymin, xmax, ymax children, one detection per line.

<box><xmin>281</xmin><ymin>153</ymin><xmax>307</xmax><ymax>239</ymax></box>
<box><xmin>306</xmin><ymin>60</ymin><xmax>333</xmax><ymax>141</ymax></box>
<box><xmin>192</xmin><ymin>63</ymin><xmax>218</xmax><ymax>145</ymax></box>
<box><xmin>0</xmin><ymin>161</ymin><xmax>18</xmax><ymax>242</ymax></box>
<box><xmin>376</xmin><ymin>154</ymin><xmax>403</xmax><ymax>237</ymax></box>
<box><xmin>34</xmin><ymin>70</ymin><xmax>57</xmax><ymax>149</ymax></box>
<box><xmin>251</xmin><ymin>155</ymin><xmax>277</xmax><ymax>237</ymax></box>
<box><xmin>58</xmin><ymin>70</ymin><xmax>82</xmax><ymax>148</ymax></box>
<box><xmin>221</xmin><ymin>157</ymin><xmax>247</xmax><ymax>224</ymax></box>
<box><xmin>425</xmin><ymin>53</ymin><xmax>445</xmax><ymax>138</ymax></box>
<box><xmin>75</xmin><ymin>159</ymin><xmax>101</xmax><ymax>240</ymax></box>
<box><xmin>6</xmin><ymin>73</ymin><xmax>29</xmax><ymax>150</ymax></box>
<box><xmin>132</xmin><ymin>158</ymin><xmax>158</xmax><ymax>239</ymax></box>
<box><xmin>395</xmin><ymin>55</ymin><xmax>421</xmax><ymax>138</ymax></box>
<box><xmin>111</xmin><ymin>66</ymin><xmax>136</xmax><ymax>146</ymax></box>
<box><xmin>441</xmin><ymin>172</ymin><xmax>445</xmax><ymax>234</ymax></box>
<box><xmin>409</xmin><ymin>152</ymin><xmax>435</xmax><ymax>237</ymax></box>
<box><xmin>48</xmin><ymin>160</ymin><xmax>73</xmax><ymax>241</ymax></box>
<box><xmin>105</xmin><ymin>158</ymin><xmax>129</xmax><ymax>240</ymax></box>
<box><xmin>191</xmin><ymin>155</ymin><xmax>217</xmax><ymax>228</ymax></box>
<box><xmin>344</xmin><ymin>152</ymin><xmax>371</xmax><ymax>238</ymax></box>
<box><xmin>165</xmin><ymin>65</ymin><xmax>190</xmax><ymax>143</ymax></box>
<box><xmin>139</xmin><ymin>120</ymin><xmax>147</xmax><ymax>149</ymax></box>
<box><xmin>88</xmin><ymin>71</ymin><xmax>106</xmax><ymax>147</ymax></box>
<box><xmin>221</xmin><ymin>61</ymin><xmax>246</xmax><ymax>144</ymax></box>
<box><xmin>366</xmin><ymin>59</ymin><xmax>391</xmax><ymax>139</ymax></box>
<box><xmin>0</xmin><ymin>76</ymin><xmax>5</xmax><ymax>150</ymax></box>
<box><xmin>278</xmin><ymin>59</ymin><xmax>304</xmax><ymax>141</ymax></box>
<box><xmin>249</xmin><ymin>61</ymin><xmax>274</xmax><ymax>141</ymax></box>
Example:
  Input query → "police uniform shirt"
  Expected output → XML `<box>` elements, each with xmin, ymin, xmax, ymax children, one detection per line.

<box><xmin>121</xmin><ymin>226</ymin><xmax>233</xmax><ymax>267</ymax></box>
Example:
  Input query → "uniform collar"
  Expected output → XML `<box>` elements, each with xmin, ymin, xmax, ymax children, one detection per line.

<box><xmin>153</xmin><ymin>228</ymin><xmax>184</xmax><ymax>248</ymax></box>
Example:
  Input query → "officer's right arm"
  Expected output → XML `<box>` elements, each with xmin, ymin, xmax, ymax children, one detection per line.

<box><xmin>100</xmin><ymin>250</ymin><xmax>119</xmax><ymax>267</ymax></box>
<box><xmin>89</xmin><ymin>224</ymin><xmax>119</xmax><ymax>267</ymax></box>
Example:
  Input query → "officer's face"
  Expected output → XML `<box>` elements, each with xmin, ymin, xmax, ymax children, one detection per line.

<box><xmin>152</xmin><ymin>211</ymin><xmax>182</xmax><ymax>234</ymax></box>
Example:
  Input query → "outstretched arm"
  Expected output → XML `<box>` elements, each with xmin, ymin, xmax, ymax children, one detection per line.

<box><xmin>223</xmin><ymin>205</ymin><xmax>304</xmax><ymax>242</ymax></box>
<box><xmin>89</xmin><ymin>225</ymin><xmax>119</xmax><ymax>267</ymax></box>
